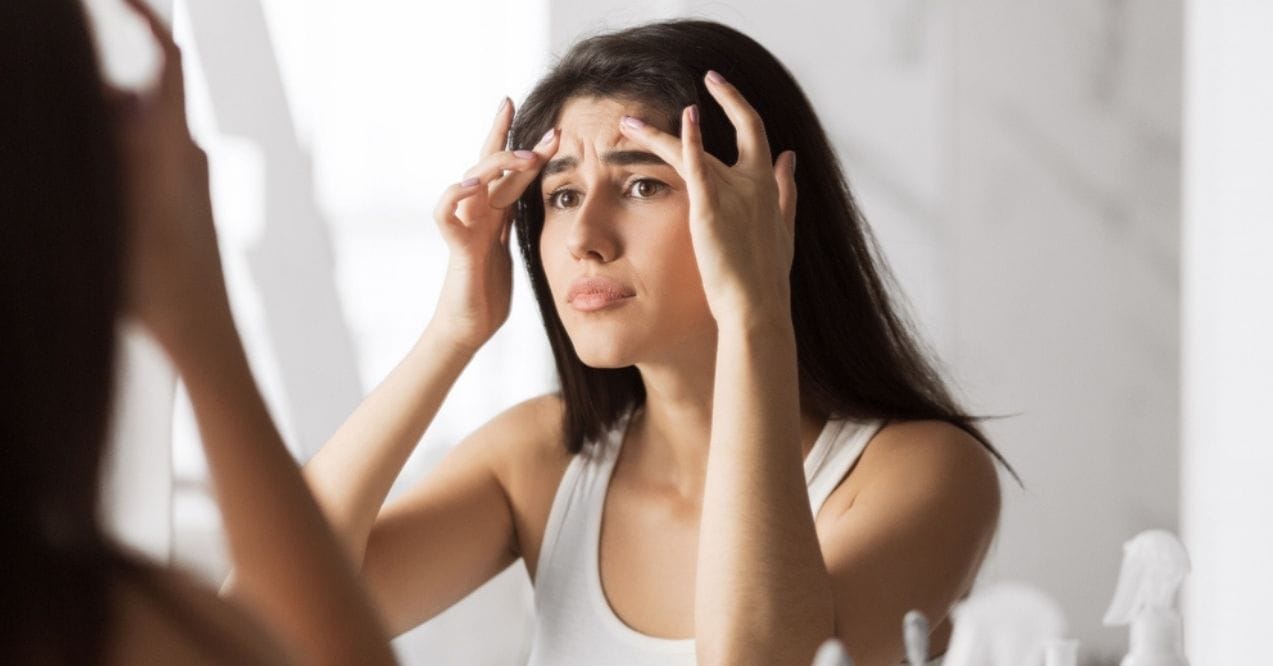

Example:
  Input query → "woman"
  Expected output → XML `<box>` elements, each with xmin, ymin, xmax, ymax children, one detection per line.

<box><xmin>304</xmin><ymin>20</ymin><xmax>1008</xmax><ymax>666</ymax></box>
<box><xmin>0</xmin><ymin>1</ymin><xmax>393</xmax><ymax>663</ymax></box>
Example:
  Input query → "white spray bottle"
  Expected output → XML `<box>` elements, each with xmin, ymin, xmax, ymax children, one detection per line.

<box><xmin>1103</xmin><ymin>529</ymin><xmax>1190</xmax><ymax>666</ymax></box>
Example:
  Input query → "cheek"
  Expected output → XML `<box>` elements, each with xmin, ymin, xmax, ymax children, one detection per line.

<box><xmin>538</xmin><ymin>223</ymin><xmax>570</xmax><ymax>297</ymax></box>
<box><xmin>632</xmin><ymin>225</ymin><xmax>709</xmax><ymax>312</ymax></box>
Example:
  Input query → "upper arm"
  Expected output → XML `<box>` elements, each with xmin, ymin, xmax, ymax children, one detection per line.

<box><xmin>360</xmin><ymin>394</ymin><xmax>564</xmax><ymax>637</ymax></box>
<box><xmin>817</xmin><ymin>421</ymin><xmax>1002</xmax><ymax>666</ymax></box>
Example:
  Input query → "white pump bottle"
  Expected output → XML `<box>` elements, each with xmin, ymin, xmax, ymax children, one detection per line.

<box><xmin>1103</xmin><ymin>529</ymin><xmax>1190</xmax><ymax>666</ymax></box>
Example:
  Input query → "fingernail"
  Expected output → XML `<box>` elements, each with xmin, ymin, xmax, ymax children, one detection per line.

<box><xmin>538</xmin><ymin>128</ymin><xmax>556</xmax><ymax>145</ymax></box>
<box><xmin>620</xmin><ymin>115</ymin><xmax>646</xmax><ymax>130</ymax></box>
<box><xmin>791</xmin><ymin>151</ymin><xmax>797</xmax><ymax>173</ymax></box>
<box><xmin>687</xmin><ymin>104</ymin><xmax>699</xmax><ymax>125</ymax></box>
<box><xmin>496</xmin><ymin>97</ymin><xmax>509</xmax><ymax>116</ymax></box>
<box><xmin>514</xmin><ymin>149</ymin><xmax>536</xmax><ymax>159</ymax></box>
<box><xmin>460</xmin><ymin>177</ymin><xmax>481</xmax><ymax>188</ymax></box>
<box><xmin>706</xmin><ymin>70</ymin><xmax>726</xmax><ymax>85</ymax></box>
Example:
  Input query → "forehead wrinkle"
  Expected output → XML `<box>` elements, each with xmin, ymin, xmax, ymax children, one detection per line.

<box><xmin>544</xmin><ymin>150</ymin><xmax>666</xmax><ymax>177</ymax></box>
<box><xmin>543</xmin><ymin>98</ymin><xmax>670</xmax><ymax>182</ymax></box>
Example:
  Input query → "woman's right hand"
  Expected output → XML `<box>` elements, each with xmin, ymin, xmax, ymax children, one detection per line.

<box><xmin>114</xmin><ymin>0</ymin><xmax>230</xmax><ymax>354</ymax></box>
<box><xmin>430</xmin><ymin>100</ymin><xmax>559</xmax><ymax>353</ymax></box>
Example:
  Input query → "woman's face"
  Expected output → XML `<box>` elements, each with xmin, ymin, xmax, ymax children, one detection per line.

<box><xmin>538</xmin><ymin>96</ymin><xmax>716</xmax><ymax>368</ymax></box>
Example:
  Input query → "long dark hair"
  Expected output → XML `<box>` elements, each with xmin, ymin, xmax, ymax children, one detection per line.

<box><xmin>510</xmin><ymin>19</ymin><xmax>1013</xmax><ymax>475</ymax></box>
<box><xmin>1</xmin><ymin>0</ymin><xmax>124</xmax><ymax>662</ymax></box>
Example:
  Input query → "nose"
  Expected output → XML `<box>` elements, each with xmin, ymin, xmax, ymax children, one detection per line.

<box><xmin>565</xmin><ymin>195</ymin><xmax>619</xmax><ymax>263</ymax></box>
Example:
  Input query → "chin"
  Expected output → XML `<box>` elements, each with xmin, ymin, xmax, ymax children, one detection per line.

<box><xmin>569</xmin><ymin>332</ymin><xmax>640</xmax><ymax>369</ymax></box>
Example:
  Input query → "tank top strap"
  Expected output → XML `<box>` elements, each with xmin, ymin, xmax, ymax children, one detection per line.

<box><xmin>531</xmin><ymin>407</ymin><xmax>632</xmax><ymax>592</ymax></box>
<box><xmin>803</xmin><ymin>418</ymin><xmax>887</xmax><ymax>517</ymax></box>
<box><xmin>530</xmin><ymin>408</ymin><xmax>702</xmax><ymax>665</ymax></box>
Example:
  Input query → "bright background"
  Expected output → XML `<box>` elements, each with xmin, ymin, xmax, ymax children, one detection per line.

<box><xmin>84</xmin><ymin>1</ymin><xmax>1271</xmax><ymax>664</ymax></box>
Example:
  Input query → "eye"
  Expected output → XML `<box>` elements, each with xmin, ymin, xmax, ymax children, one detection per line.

<box><xmin>626</xmin><ymin>178</ymin><xmax>667</xmax><ymax>200</ymax></box>
<box><xmin>547</xmin><ymin>188</ymin><xmax>581</xmax><ymax>210</ymax></box>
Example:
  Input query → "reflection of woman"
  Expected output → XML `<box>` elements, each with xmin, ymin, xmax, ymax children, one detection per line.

<box><xmin>306</xmin><ymin>20</ymin><xmax>1008</xmax><ymax>666</ymax></box>
<box><xmin>0</xmin><ymin>1</ymin><xmax>392</xmax><ymax>663</ymax></box>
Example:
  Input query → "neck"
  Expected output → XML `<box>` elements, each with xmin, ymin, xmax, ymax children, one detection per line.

<box><xmin>630</xmin><ymin>345</ymin><xmax>716</xmax><ymax>499</ymax></box>
<box><xmin>628</xmin><ymin>335</ymin><xmax>826</xmax><ymax>501</ymax></box>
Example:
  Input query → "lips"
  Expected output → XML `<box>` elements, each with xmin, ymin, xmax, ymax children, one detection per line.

<box><xmin>567</xmin><ymin>276</ymin><xmax>635</xmax><ymax>312</ymax></box>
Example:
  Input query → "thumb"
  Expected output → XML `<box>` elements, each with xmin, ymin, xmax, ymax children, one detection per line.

<box><xmin>500</xmin><ymin>217</ymin><xmax>513</xmax><ymax>248</ymax></box>
<box><xmin>773</xmin><ymin>150</ymin><xmax>797</xmax><ymax>235</ymax></box>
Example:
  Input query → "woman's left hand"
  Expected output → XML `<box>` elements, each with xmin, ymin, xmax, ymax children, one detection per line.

<box><xmin>618</xmin><ymin>70</ymin><xmax>797</xmax><ymax>330</ymax></box>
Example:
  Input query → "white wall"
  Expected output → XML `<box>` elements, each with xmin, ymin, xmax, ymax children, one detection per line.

<box><xmin>103</xmin><ymin>328</ymin><xmax>175</xmax><ymax>562</ymax></box>
<box><xmin>1180</xmin><ymin>0</ymin><xmax>1273</xmax><ymax>663</ymax></box>
<box><xmin>947</xmin><ymin>2</ymin><xmax>1182</xmax><ymax>661</ymax></box>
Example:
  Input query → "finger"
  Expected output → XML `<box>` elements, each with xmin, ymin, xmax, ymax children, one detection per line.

<box><xmin>433</xmin><ymin>178</ymin><xmax>484</xmax><ymax>228</ymax></box>
<box><xmin>616</xmin><ymin>115</ymin><xmax>684</xmax><ymax>172</ymax></box>
<box><xmin>121</xmin><ymin>0</ymin><xmax>186</xmax><ymax>109</ymax></box>
<box><xmin>444</xmin><ymin>148</ymin><xmax>547</xmax><ymax>229</ymax></box>
<box><xmin>704</xmin><ymin>69</ymin><xmax>772</xmax><ymax>170</ymax></box>
<box><xmin>488</xmin><ymin>127</ymin><xmax>560</xmax><ymax>208</ymax></box>
<box><xmin>121</xmin><ymin>0</ymin><xmax>178</xmax><ymax>56</ymax></box>
<box><xmin>480</xmin><ymin>97</ymin><xmax>514</xmax><ymax>158</ymax></box>
<box><xmin>499</xmin><ymin>218</ymin><xmax>513</xmax><ymax>247</ymax></box>
<box><xmin>680</xmin><ymin>105</ymin><xmax>712</xmax><ymax>204</ymax></box>
<box><xmin>773</xmin><ymin>150</ymin><xmax>798</xmax><ymax>234</ymax></box>
<box><xmin>462</xmin><ymin>148</ymin><xmax>543</xmax><ymax>182</ymax></box>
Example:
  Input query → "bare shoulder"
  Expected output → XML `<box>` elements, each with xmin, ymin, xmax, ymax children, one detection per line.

<box><xmin>847</xmin><ymin>419</ymin><xmax>1002</xmax><ymax>527</ymax></box>
<box><xmin>864</xmin><ymin>421</ymin><xmax>1001</xmax><ymax>491</ymax></box>
<box><xmin>431</xmin><ymin>392</ymin><xmax>567</xmax><ymax>481</ymax></box>
<box><xmin>108</xmin><ymin>564</ymin><xmax>287</xmax><ymax>665</ymax></box>
<box><xmin>816</xmin><ymin>424</ymin><xmax>1004</xmax><ymax>666</ymax></box>
<box><xmin>474</xmin><ymin>393</ymin><xmax>571</xmax><ymax>570</ymax></box>
<box><xmin>474</xmin><ymin>392</ymin><xmax>569</xmax><ymax>474</ymax></box>
<box><xmin>362</xmin><ymin>393</ymin><xmax>571</xmax><ymax>631</ymax></box>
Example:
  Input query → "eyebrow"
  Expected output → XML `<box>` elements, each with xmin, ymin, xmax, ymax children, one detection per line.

<box><xmin>542</xmin><ymin>150</ymin><xmax>668</xmax><ymax>177</ymax></box>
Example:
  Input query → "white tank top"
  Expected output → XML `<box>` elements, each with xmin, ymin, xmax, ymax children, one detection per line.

<box><xmin>527</xmin><ymin>407</ymin><xmax>945</xmax><ymax>665</ymax></box>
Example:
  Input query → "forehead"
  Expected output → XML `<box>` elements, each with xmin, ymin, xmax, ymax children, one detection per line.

<box><xmin>556</xmin><ymin>96</ymin><xmax>670</xmax><ymax>150</ymax></box>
